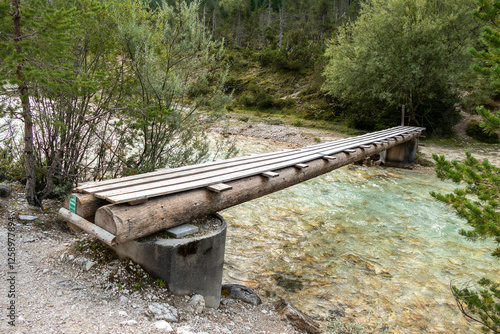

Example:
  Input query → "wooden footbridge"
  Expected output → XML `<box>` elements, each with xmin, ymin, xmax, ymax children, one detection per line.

<box><xmin>59</xmin><ymin>126</ymin><xmax>425</xmax><ymax>246</ymax></box>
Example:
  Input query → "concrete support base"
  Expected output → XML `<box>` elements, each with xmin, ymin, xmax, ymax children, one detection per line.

<box><xmin>380</xmin><ymin>138</ymin><xmax>418</xmax><ymax>168</ymax></box>
<box><xmin>112</xmin><ymin>214</ymin><xmax>227</xmax><ymax>308</ymax></box>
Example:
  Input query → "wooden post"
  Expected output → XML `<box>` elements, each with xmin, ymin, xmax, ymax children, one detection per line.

<box><xmin>401</xmin><ymin>105</ymin><xmax>405</xmax><ymax>126</ymax></box>
<box><xmin>59</xmin><ymin>208</ymin><xmax>117</xmax><ymax>246</ymax></box>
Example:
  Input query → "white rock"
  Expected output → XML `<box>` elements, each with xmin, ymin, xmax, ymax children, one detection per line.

<box><xmin>119</xmin><ymin>296</ymin><xmax>129</xmax><ymax>303</ymax></box>
<box><xmin>148</xmin><ymin>303</ymin><xmax>178</xmax><ymax>322</ymax></box>
<box><xmin>120</xmin><ymin>320</ymin><xmax>137</xmax><ymax>326</ymax></box>
<box><xmin>85</xmin><ymin>261</ymin><xmax>95</xmax><ymax>271</ymax></box>
<box><xmin>73</xmin><ymin>257</ymin><xmax>88</xmax><ymax>268</ymax></box>
<box><xmin>153</xmin><ymin>320</ymin><xmax>173</xmax><ymax>331</ymax></box>
<box><xmin>18</xmin><ymin>214</ymin><xmax>38</xmax><ymax>221</ymax></box>
<box><xmin>68</xmin><ymin>255</ymin><xmax>74</xmax><ymax>260</ymax></box>
<box><xmin>176</xmin><ymin>326</ymin><xmax>196</xmax><ymax>334</ymax></box>
<box><xmin>118</xmin><ymin>311</ymin><xmax>128</xmax><ymax>317</ymax></box>
<box><xmin>188</xmin><ymin>294</ymin><xmax>205</xmax><ymax>314</ymax></box>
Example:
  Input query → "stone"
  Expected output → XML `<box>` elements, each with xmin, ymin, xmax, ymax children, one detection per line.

<box><xmin>73</xmin><ymin>257</ymin><xmax>89</xmax><ymax>268</ymax></box>
<box><xmin>221</xmin><ymin>284</ymin><xmax>262</xmax><ymax>306</ymax></box>
<box><xmin>153</xmin><ymin>320</ymin><xmax>173</xmax><ymax>331</ymax></box>
<box><xmin>0</xmin><ymin>184</ymin><xmax>11</xmax><ymax>198</ymax></box>
<box><xmin>274</xmin><ymin>298</ymin><xmax>321</xmax><ymax>334</ymax></box>
<box><xmin>118</xmin><ymin>311</ymin><xmax>128</xmax><ymax>317</ymax></box>
<box><xmin>147</xmin><ymin>303</ymin><xmax>178</xmax><ymax>322</ymax></box>
<box><xmin>176</xmin><ymin>326</ymin><xmax>196</xmax><ymax>334</ymax></box>
<box><xmin>119</xmin><ymin>296</ymin><xmax>129</xmax><ymax>303</ymax></box>
<box><xmin>84</xmin><ymin>260</ymin><xmax>95</xmax><ymax>271</ymax></box>
<box><xmin>120</xmin><ymin>320</ymin><xmax>137</xmax><ymax>326</ymax></box>
<box><xmin>167</xmin><ymin>224</ymin><xmax>199</xmax><ymax>238</ymax></box>
<box><xmin>18</xmin><ymin>214</ymin><xmax>38</xmax><ymax>221</ymax></box>
<box><xmin>188</xmin><ymin>294</ymin><xmax>205</xmax><ymax>314</ymax></box>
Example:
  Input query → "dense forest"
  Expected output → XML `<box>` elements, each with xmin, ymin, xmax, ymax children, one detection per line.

<box><xmin>177</xmin><ymin>0</ymin><xmax>487</xmax><ymax>135</ymax></box>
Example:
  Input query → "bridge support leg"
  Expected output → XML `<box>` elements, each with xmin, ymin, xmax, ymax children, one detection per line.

<box><xmin>112</xmin><ymin>214</ymin><xmax>227</xmax><ymax>308</ymax></box>
<box><xmin>380</xmin><ymin>138</ymin><xmax>418</xmax><ymax>168</ymax></box>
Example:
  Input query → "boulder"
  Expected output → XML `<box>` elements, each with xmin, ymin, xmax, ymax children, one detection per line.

<box><xmin>0</xmin><ymin>184</ymin><xmax>11</xmax><ymax>198</ymax></box>
<box><xmin>221</xmin><ymin>284</ymin><xmax>262</xmax><ymax>306</ymax></box>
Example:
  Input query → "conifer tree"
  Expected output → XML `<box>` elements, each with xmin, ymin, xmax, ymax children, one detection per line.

<box><xmin>0</xmin><ymin>0</ymin><xmax>79</xmax><ymax>206</ymax></box>
<box><xmin>431</xmin><ymin>1</ymin><xmax>500</xmax><ymax>331</ymax></box>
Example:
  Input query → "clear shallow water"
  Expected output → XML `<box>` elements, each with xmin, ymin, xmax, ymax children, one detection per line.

<box><xmin>221</xmin><ymin>137</ymin><xmax>499</xmax><ymax>333</ymax></box>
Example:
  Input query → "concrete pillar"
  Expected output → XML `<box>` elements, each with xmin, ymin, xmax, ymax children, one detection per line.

<box><xmin>112</xmin><ymin>214</ymin><xmax>227</xmax><ymax>308</ymax></box>
<box><xmin>380</xmin><ymin>138</ymin><xmax>418</xmax><ymax>168</ymax></box>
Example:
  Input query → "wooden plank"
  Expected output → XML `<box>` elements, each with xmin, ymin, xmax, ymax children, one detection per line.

<box><xmin>207</xmin><ymin>183</ymin><xmax>232</xmax><ymax>193</ymax></box>
<box><xmin>128</xmin><ymin>199</ymin><xmax>148</xmax><ymax>205</ymax></box>
<box><xmin>83</xmin><ymin>127</ymin><xmax>425</xmax><ymax>203</ymax></box>
<box><xmin>99</xmin><ymin>128</ymin><xmax>424</xmax><ymax>203</ymax></box>
<box><xmin>90</xmin><ymin>127</ymin><xmax>423</xmax><ymax>199</ymax></box>
<box><xmin>262</xmin><ymin>171</ymin><xmax>279</xmax><ymax>178</ymax></box>
<box><xmin>103</xmin><ymin>134</ymin><xmax>418</xmax><ymax>204</ymax></box>
<box><xmin>77</xmin><ymin>126</ymin><xmax>422</xmax><ymax>193</ymax></box>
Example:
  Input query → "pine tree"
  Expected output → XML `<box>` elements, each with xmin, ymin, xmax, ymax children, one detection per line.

<box><xmin>0</xmin><ymin>0</ymin><xmax>79</xmax><ymax>206</ymax></box>
<box><xmin>431</xmin><ymin>1</ymin><xmax>500</xmax><ymax>331</ymax></box>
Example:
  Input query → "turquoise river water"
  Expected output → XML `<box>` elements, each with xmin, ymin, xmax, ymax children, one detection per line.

<box><xmin>220</xmin><ymin>137</ymin><xmax>499</xmax><ymax>333</ymax></box>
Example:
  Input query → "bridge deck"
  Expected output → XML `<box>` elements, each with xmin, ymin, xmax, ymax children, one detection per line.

<box><xmin>76</xmin><ymin>126</ymin><xmax>424</xmax><ymax>205</ymax></box>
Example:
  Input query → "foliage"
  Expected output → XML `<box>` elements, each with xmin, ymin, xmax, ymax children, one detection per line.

<box><xmin>323</xmin><ymin>0</ymin><xmax>478</xmax><ymax>133</ymax></box>
<box><xmin>0</xmin><ymin>0</ymin><xmax>233</xmax><ymax>204</ymax></box>
<box><xmin>452</xmin><ymin>278</ymin><xmax>500</xmax><ymax>332</ymax></box>
<box><xmin>432</xmin><ymin>150</ymin><xmax>500</xmax><ymax>332</ymax></box>
<box><xmin>431</xmin><ymin>2</ymin><xmax>500</xmax><ymax>327</ymax></box>
<box><xmin>470</xmin><ymin>0</ymin><xmax>500</xmax><ymax>135</ymax></box>
<box><xmin>466</xmin><ymin>120</ymin><xmax>500</xmax><ymax>143</ymax></box>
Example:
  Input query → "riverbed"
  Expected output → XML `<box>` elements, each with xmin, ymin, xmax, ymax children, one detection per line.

<box><xmin>220</xmin><ymin>135</ymin><xmax>498</xmax><ymax>333</ymax></box>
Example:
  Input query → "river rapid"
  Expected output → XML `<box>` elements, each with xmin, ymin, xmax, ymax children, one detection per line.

<box><xmin>220</xmin><ymin>136</ymin><xmax>498</xmax><ymax>333</ymax></box>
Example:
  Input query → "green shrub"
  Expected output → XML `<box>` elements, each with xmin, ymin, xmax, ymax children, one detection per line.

<box><xmin>466</xmin><ymin>120</ymin><xmax>500</xmax><ymax>143</ymax></box>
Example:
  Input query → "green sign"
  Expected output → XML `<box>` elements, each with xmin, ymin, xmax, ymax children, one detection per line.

<box><xmin>69</xmin><ymin>196</ymin><xmax>76</xmax><ymax>213</ymax></box>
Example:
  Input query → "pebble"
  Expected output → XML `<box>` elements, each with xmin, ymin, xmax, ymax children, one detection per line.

<box><xmin>188</xmin><ymin>294</ymin><xmax>205</xmax><ymax>314</ymax></box>
<box><xmin>120</xmin><ymin>320</ymin><xmax>137</xmax><ymax>326</ymax></box>
<box><xmin>119</xmin><ymin>296</ymin><xmax>129</xmax><ymax>303</ymax></box>
<box><xmin>84</xmin><ymin>261</ymin><xmax>95</xmax><ymax>271</ymax></box>
<box><xmin>154</xmin><ymin>320</ymin><xmax>173</xmax><ymax>331</ymax></box>
<box><xmin>118</xmin><ymin>311</ymin><xmax>128</xmax><ymax>317</ymax></box>
<box><xmin>176</xmin><ymin>326</ymin><xmax>196</xmax><ymax>334</ymax></box>
<box><xmin>19</xmin><ymin>214</ymin><xmax>38</xmax><ymax>221</ymax></box>
<box><xmin>148</xmin><ymin>303</ymin><xmax>178</xmax><ymax>322</ymax></box>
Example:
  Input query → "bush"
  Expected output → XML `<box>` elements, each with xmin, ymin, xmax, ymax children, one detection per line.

<box><xmin>466</xmin><ymin>120</ymin><xmax>500</xmax><ymax>143</ymax></box>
